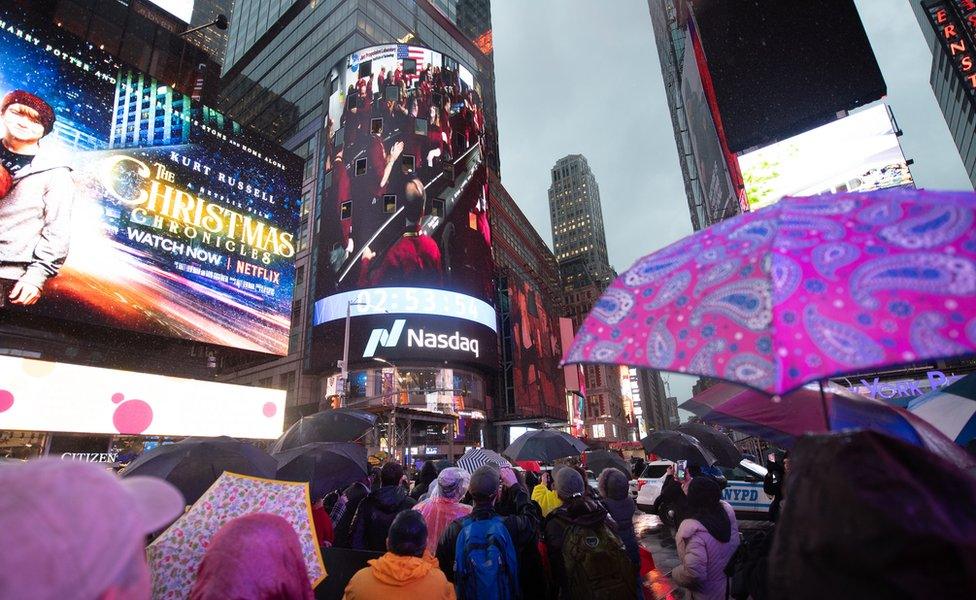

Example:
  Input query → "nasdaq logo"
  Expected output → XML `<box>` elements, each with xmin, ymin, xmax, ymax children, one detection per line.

<box><xmin>362</xmin><ymin>319</ymin><xmax>406</xmax><ymax>358</ymax></box>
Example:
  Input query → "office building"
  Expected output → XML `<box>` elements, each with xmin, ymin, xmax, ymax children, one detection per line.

<box><xmin>17</xmin><ymin>0</ymin><xmax>222</xmax><ymax>103</ymax></box>
<box><xmin>186</xmin><ymin>0</ymin><xmax>235</xmax><ymax>66</ymax></box>
<box><xmin>490</xmin><ymin>172</ymin><xmax>567</xmax><ymax>447</ymax></box>
<box><xmin>214</xmin><ymin>0</ymin><xmax>501</xmax><ymax>460</ymax></box>
<box><xmin>911</xmin><ymin>2</ymin><xmax>976</xmax><ymax>188</ymax></box>
<box><xmin>548</xmin><ymin>154</ymin><xmax>627</xmax><ymax>441</ymax></box>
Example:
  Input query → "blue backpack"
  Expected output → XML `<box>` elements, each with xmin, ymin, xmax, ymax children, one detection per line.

<box><xmin>454</xmin><ymin>514</ymin><xmax>520</xmax><ymax>600</ymax></box>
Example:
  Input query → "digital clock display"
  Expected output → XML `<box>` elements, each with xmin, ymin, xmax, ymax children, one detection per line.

<box><xmin>313</xmin><ymin>287</ymin><xmax>497</xmax><ymax>332</ymax></box>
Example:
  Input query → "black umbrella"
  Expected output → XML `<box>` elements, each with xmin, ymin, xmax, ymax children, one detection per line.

<box><xmin>274</xmin><ymin>442</ymin><xmax>368</xmax><ymax>499</ymax></box>
<box><xmin>271</xmin><ymin>409</ymin><xmax>377</xmax><ymax>452</ymax></box>
<box><xmin>584</xmin><ymin>450</ymin><xmax>631</xmax><ymax>479</ymax></box>
<box><xmin>121</xmin><ymin>436</ymin><xmax>276</xmax><ymax>505</ymax></box>
<box><xmin>641</xmin><ymin>431</ymin><xmax>718</xmax><ymax>467</ymax></box>
<box><xmin>504</xmin><ymin>429</ymin><xmax>588</xmax><ymax>463</ymax></box>
<box><xmin>677</xmin><ymin>423</ymin><xmax>742</xmax><ymax>469</ymax></box>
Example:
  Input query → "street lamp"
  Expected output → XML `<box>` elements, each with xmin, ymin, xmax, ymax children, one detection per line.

<box><xmin>338</xmin><ymin>299</ymin><xmax>367</xmax><ymax>406</ymax></box>
<box><xmin>178</xmin><ymin>14</ymin><xmax>229</xmax><ymax>37</ymax></box>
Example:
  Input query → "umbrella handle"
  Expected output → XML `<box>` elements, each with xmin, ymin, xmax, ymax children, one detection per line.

<box><xmin>818</xmin><ymin>380</ymin><xmax>830</xmax><ymax>431</ymax></box>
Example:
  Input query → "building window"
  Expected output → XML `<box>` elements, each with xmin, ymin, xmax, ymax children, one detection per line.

<box><xmin>593</xmin><ymin>423</ymin><xmax>605</xmax><ymax>438</ymax></box>
<box><xmin>295</xmin><ymin>265</ymin><xmax>305</xmax><ymax>286</ymax></box>
<box><xmin>257</xmin><ymin>376</ymin><xmax>273</xmax><ymax>388</ymax></box>
<box><xmin>291</xmin><ymin>299</ymin><xmax>303</xmax><ymax>325</ymax></box>
<box><xmin>280</xmin><ymin>371</ymin><xmax>296</xmax><ymax>391</ymax></box>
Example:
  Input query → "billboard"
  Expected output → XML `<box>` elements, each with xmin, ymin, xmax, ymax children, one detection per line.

<box><xmin>0</xmin><ymin>355</ymin><xmax>285</xmax><ymax>438</ymax></box>
<box><xmin>690</xmin><ymin>0</ymin><xmax>886</xmax><ymax>153</ymax></box>
<box><xmin>311</xmin><ymin>44</ymin><xmax>495</xmax><ymax>371</ymax></box>
<box><xmin>507</xmin><ymin>274</ymin><xmax>566</xmax><ymax>420</ymax></box>
<box><xmin>681</xmin><ymin>22</ymin><xmax>738</xmax><ymax>225</ymax></box>
<box><xmin>147</xmin><ymin>1</ymin><xmax>195</xmax><ymax>23</ymax></box>
<box><xmin>0</xmin><ymin>12</ymin><xmax>302</xmax><ymax>354</ymax></box>
<box><xmin>739</xmin><ymin>104</ymin><xmax>915</xmax><ymax>210</ymax></box>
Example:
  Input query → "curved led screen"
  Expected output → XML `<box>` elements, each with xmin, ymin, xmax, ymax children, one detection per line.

<box><xmin>312</xmin><ymin>44</ymin><xmax>496</xmax><ymax>371</ymax></box>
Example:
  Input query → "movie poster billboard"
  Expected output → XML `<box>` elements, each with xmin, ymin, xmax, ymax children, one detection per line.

<box><xmin>311</xmin><ymin>44</ymin><xmax>497</xmax><ymax>371</ymax></box>
<box><xmin>739</xmin><ymin>104</ymin><xmax>915</xmax><ymax>210</ymax></box>
<box><xmin>0</xmin><ymin>12</ymin><xmax>302</xmax><ymax>354</ymax></box>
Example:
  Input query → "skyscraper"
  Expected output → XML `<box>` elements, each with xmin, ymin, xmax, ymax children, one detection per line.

<box><xmin>548</xmin><ymin>154</ymin><xmax>626</xmax><ymax>441</ymax></box>
<box><xmin>910</xmin><ymin>2</ymin><xmax>976</xmax><ymax>189</ymax></box>
<box><xmin>186</xmin><ymin>0</ymin><xmax>235</xmax><ymax>66</ymax></box>
<box><xmin>548</xmin><ymin>154</ymin><xmax>614</xmax><ymax>292</ymax></box>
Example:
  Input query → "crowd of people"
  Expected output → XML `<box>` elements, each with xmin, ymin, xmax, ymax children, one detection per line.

<box><xmin>4</xmin><ymin>432</ymin><xmax>976</xmax><ymax>599</ymax></box>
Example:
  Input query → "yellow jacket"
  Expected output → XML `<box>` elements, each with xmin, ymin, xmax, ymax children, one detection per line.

<box><xmin>531</xmin><ymin>484</ymin><xmax>564</xmax><ymax>517</ymax></box>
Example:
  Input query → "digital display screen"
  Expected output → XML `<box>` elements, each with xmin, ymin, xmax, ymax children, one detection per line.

<box><xmin>146</xmin><ymin>0</ymin><xmax>195</xmax><ymax>23</ymax></box>
<box><xmin>0</xmin><ymin>355</ymin><xmax>285</xmax><ymax>439</ymax></box>
<box><xmin>313</xmin><ymin>287</ymin><xmax>498</xmax><ymax>332</ymax></box>
<box><xmin>738</xmin><ymin>104</ymin><xmax>915</xmax><ymax>210</ymax></box>
<box><xmin>313</xmin><ymin>44</ymin><xmax>493</xmax><ymax>371</ymax></box>
<box><xmin>0</xmin><ymin>12</ymin><xmax>303</xmax><ymax>354</ymax></box>
<box><xmin>507</xmin><ymin>275</ymin><xmax>566</xmax><ymax>419</ymax></box>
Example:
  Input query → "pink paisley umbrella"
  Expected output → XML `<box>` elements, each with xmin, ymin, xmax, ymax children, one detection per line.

<box><xmin>564</xmin><ymin>189</ymin><xmax>976</xmax><ymax>396</ymax></box>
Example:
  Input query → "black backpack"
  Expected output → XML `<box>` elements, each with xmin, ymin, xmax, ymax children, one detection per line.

<box><xmin>726</xmin><ymin>530</ymin><xmax>772</xmax><ymax>600</ymax></box>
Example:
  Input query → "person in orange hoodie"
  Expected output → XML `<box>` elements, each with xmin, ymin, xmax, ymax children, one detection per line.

<box><xmin>343</xmin><ymin>509</ymin><xmax>454</xmax><ymax>600</ymax></box>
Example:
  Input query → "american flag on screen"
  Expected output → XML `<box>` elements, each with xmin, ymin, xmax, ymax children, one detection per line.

<box><xmin>397</xmin><ymin>45</ymin><xmax>427</xmax><ymax>83</ymax></box>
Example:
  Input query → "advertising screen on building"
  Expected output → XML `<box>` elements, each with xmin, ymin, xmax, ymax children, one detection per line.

<box><xmin>0</xmin><ymin>355</ymin><xmax>285</xmax><ymax>438</ymax></box>
<box><xmin>311</xmin><ymin>44</ymin><xmax>496</xmax><ymax>371</ymax></box>
<box><xmin>147</xmin><ymin>0</ymin><xmax>195</xmax><ymax>22</ymax></box>
<box><xmin>691</xmin><ymin>0</ymin><xmax>885</xmax><ymax>153</ymax></box>
<box><xmin>507</xmin><ymin>274</ymin><xmax>566</xmax><ymax>420</ymax></box>
<box><xmin>739</xmin><ymin>104</ymin><xmax>915</xmax><ymax>210</ymax></box>
<box><xmin>0</xmin><ymin>12</ymin><xmax>303</xmax><ymax>355</ymax></box>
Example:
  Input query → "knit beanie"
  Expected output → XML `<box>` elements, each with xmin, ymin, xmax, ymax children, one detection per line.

<box><xmin>2</xmin><ymin>90</ymin><xmax>56</xmax><ymax>135</ymax></box>
<box><xmin>554</xmin><ymin>466</ymin><xmax>585</xmax><ymax>500</ymax></box>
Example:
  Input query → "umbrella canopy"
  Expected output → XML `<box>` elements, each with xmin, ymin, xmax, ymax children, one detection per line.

<box><xmin>564</xmin><ymin>189</ymin><xmax>976</xmax><ymax>395</ymax></box>
<box><xmin>271</xmin><ymin>409</ymin><xmax>377</xmax><ymax>452</ymax></box>
<box><xmin>676</xmin><ymin>422</ymin><xmax>742</xmax><ymax>469</ymax></box>
<box><xmin>583</xmin><ymin>450</ymin><xmax>631</xmax><ymax>478</ymax></box>
<box><xmin>456</xmin><ymin>447</ymin><xmax>510</xmax><ymax>474</ymax></box>
<box><xmin>682</xmin><ymin>382</ymin><xmax>976</xmax><ymax>471</ymax></box>
<box><xmin>504</xmin><ymin>429</ymin><xmax>588</xmax><ymax>463</ymax></box>
<box><xmin>640</xmin><ymin>431</ymin><xmax>718</xmax><ymax>467</ymax></box>
<box><xmin>274</xmin><ymin>442</ymin><xmax>368</xmax><ymax>500</ymax></box>
<box><xmin>515</xmin><ymin>460</ymin><xmax>542</xmax><ymax>474</ymax></box>
<box><xmin>907</xmin><ymin>373</ymin><xmax>976</xmax><ymax>447</ymax></box>
<box><xmin>121</xmin><ymin>436</ymin><xmax>276</xmax><ymax>505</ymax></box>
<box><xmin>147</xmin><ymin>472</ymin><xmax>326</xmax><ymax>598</ymax></box>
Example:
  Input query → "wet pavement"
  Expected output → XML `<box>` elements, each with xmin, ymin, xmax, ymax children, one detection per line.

<box><xmin>636</xmin><ymin>510</ymin><xmax>774</xmax><ymax>600</ymax></box>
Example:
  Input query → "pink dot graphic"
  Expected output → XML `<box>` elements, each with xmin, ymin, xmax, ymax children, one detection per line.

<box><xmin>0</xmin><ymin>389</ymin><xmax>13</xmax><ymax>413</ymax></box>
<box><xmin>111</xmin><ymin>392</ymin><xmax>154</xmax><ymax>435</ymax></box>
<box><xmin>262</xmin><ymin>402</ymin><xmax>277</xmax><ymax>418</ymax></box>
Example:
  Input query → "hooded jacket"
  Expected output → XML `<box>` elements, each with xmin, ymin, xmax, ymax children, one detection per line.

<box><xmin>599</xmin><ymin>470</ymin><xmax>640</xmax><ymax>567</ymax></box>
<box><xmin>544</xmin><ymin>497</ymin><xmax>615</xmax><ymax>599</ymax></box>
<box><xmin>343</xmin><ymin>553</ymin><xmax>455</xmax><ymax>600</ymax></box>
<box><xmin>0</xmin><ymin>147</ymin><xmax>73</xmax><ymax>288</ymax></box>
<box><xmin>671</xmin><ymin>501</ymin><xmax>739</xmax><ymax>600</ymax></box>
<box><xmin>350</xmin><ymin>485</ymin><xmax>417</xmax><ymax>552</ymax></box>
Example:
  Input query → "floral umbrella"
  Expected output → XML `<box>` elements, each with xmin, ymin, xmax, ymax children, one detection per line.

<box><xmin>564</xmin><ymin>189</ymin><xmax>976</xmax><ymax>396</ymax></box>
<box><xmin>147</xmin><ymin>472</ymin><xmax>327</xmax><ymax>599</ymax></box>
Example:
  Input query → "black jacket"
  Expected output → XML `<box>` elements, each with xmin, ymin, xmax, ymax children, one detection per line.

<box><xmin>436</xmin><ymin>485</ymin><xmax>541</xmax><ymax>588</ymax></box>
<box><xmin>349</xmin><ymin>484</ymin><xmax>416</xmax><ymax>551</ymax></box>
<box><xmin>333</xmin><ymin>481</ymin><xmax>369</xmax><ymax>548</ymax></box>
<box><xmin>544</xmin><ymin>497</ymin><xmax>614</xmax><ymax>599</ymax></box>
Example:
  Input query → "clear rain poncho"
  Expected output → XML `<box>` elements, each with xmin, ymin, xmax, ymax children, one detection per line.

<box><xmin>413</xmin><ymin>467</ymin><xmax>472</xmax><ymax>555</ymax></box>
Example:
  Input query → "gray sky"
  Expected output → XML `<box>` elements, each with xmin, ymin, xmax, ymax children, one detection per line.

<box><xmin>490</xmin><ymin>0</ymin><xmax>973</xmax><ymax>407</ymax></box>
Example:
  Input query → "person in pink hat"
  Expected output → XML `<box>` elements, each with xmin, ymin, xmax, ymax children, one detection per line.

<box><xmin>0</xmin><ymin>457</ymin><xmax>184</xmax><ymax>600</ymax></box>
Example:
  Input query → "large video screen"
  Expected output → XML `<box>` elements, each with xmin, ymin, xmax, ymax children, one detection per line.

<box><xmin>0</xmin><ymin>12</ymin><xmax>302</xmax><ymax>355</ymax></box>
<box><xmin>691</xmin><ymin>0</ymin><xmax>885</xmax><ymax>153</ymax></box>
<box><xmin>311</xmin><ymin>44</ymin><xmax>495</xmax><ymax>371</ymax></box>
<box><xmin>508</xmin><ymin>274</ymin><xmax>566</xmax><ymax>419</ymax></box>
<box><xmin>739</xmin><ymin>104</ymin><xmax>915</xmax><ymax>210</ymax></box>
